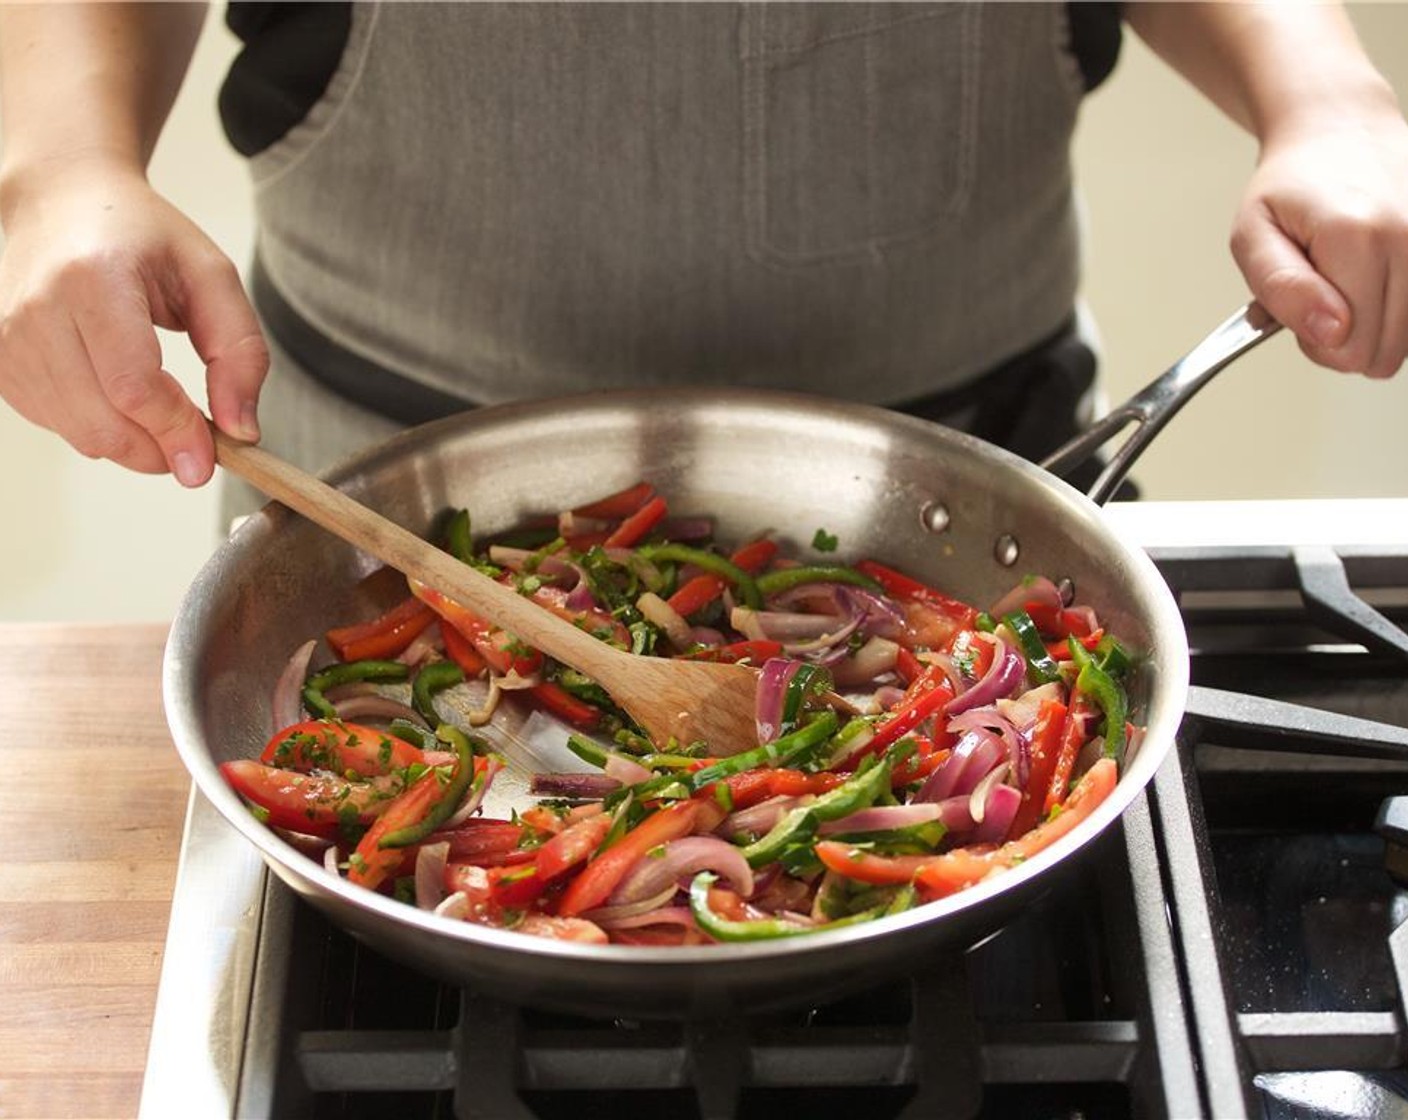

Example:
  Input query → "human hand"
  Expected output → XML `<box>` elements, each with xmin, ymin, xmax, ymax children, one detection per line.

<box><xmin>0</xmin><ymin>159</ymin><xmax>269</xmax><ymax>485</ymax></box>
<box><xmin>1230</xmin><ymin>100</ymin><xmax>1408</xmax><ymax>380</ymax></box>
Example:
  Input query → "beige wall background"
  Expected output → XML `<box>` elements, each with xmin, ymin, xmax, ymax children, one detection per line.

<box><xmin>2</xmin><ymin>4</ymin><xmax>1406</xmax><ymax>624</ymax></box>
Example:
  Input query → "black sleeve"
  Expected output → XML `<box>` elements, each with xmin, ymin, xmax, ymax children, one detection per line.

<box><xmin>218</xmin><ymin>2</ymin><xmax>352</xmax><ymax>157</ymax></box>
<box><xmin>1066</xmin><ymin>1</ymin><xmax>1123</xmax><ymax>93</ymax></box>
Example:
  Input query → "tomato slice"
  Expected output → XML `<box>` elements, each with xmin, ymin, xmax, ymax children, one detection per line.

<box><xmin>556</xmin><ymin>800</ymin><xmax>701</xmax><ymax>917</ymax></box>
<box><xmin>915</xmin><ymin>758</ymin><xmax>1118</xmax><ymax>900</ymax></box>
<box><xmin>260</xmin><ymin>719</ymin><xmax>427</xmax><ymax>776</ymax></box>
<box><xmin>533</xmin><ymin>810</ymin><xmax>614</xmax><ymax>881</ymax></box>
<box><xmin>348</xmin><ymin>770</ymin><xmax>449</xmax><ymax>890</ymax></box>
<box><xmin>814</xmin><ymin>842</ymin><xmax>935</xmax><ymax>885</ymax></box>
<box><xmin>220</xmin><ymin>760</ymin><xmax>404</xmax><ymax>837</ymax></box>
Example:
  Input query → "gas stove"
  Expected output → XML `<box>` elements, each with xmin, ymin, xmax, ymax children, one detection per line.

<box><xmin>140</xmin><ymin>499</ymin><xmax>1408</xmax><ymax>1120</ymax></box>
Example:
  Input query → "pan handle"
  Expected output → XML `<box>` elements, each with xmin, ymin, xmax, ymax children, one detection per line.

<box><xmin>1040</xmin><ymin>302</ymin><xmax>1282</xmax><ymax>506</ymax></box>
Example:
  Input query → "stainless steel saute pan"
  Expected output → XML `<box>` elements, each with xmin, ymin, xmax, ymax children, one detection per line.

<box><xmin>164</xmin><ymin>305</ymin><xmax>1277</xmax><ymax>1017</ymax></box>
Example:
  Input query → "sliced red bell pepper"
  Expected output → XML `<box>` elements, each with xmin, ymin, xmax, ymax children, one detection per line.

<box><xmin>439</xmin><ymin>621</ymin><xmax>487</xmax><ymax>676</ymax></box>
<box><xmin>556</xmin><ymin>800</ymin><xmax>701</xmax><ymax>917</ymax></box>
<box><xmin>1046</xmin><ymin>629</ymin><xmax>1105</xmax><ymax>660</ymax></box>
<box><xmin>859</xmin><ymin>665</ymin><xmax>956</xmax><ymax>758</ymax></box>
<box><xmin>410</xmin><ymin>579</ymin><xmax>544</xmax><ymax>677</ymax></box>
<box><xmin>325</xmin><ymin>595</ymin><xmax>436</xmax><ymax>662</ymax></box>
<box><xmin>946</xmin><ymin>628</ymin><xmax>996</xmax><ymax>681</ymax></box>
<box><xmin>1006</xmin><ymin>699</ymin><xmax>1067</xmax><ymax>840</ymax></box>
<box><xmin>530</xmin><ymin>681</ymin><xmax>603</xmax><ymax>729</ymax></box>
<box><xmin>1026</xmin><ymin>602</ymin><xmax>1097</xmax><ymax>640</ymax></box>
<box><xmin>666</xmin><ymin>538</ymin><xmax>778</xmax><ymax>617</ymax></box>
<box><xmin>680</xmin><ymin>639</ymin><xmax>784</xmax><ymax>665</ymax></box>
<box><xmin>892</xmin><ymin>646</ymin><xmax>924</xmax><ymax>687</ymax></box>
<box><xmin>603</xmin><ymin>494</ymin><xmax>669</xmax><ymax>549</ymax></box>
<box><xmin>570</xmin><ymin>481</ymin><xmax>656</xmax><ymax>520</ymax></box>
<box><xmin>430</xmin><ymin>818</ymin><xmax>535</xmax><ymax>865</ymax></box>
<box><xmin>854</xmin><ymin>559</ymin><xmax>979</xmax><ymax>626</ymax></box>
<box><xmin>766</xmin><ymin>769</ymin><xmax>848</xmax><ymax>798</ymax></box>
<box><xmin>261</xmin><ymin>719</ymin><xmax>428</xmax><ymax>777</ymax></box>
<box><xmin>1044</xmin><ymin>695</ymin><xmax>1096</xmax><ymax>816</ymax></box>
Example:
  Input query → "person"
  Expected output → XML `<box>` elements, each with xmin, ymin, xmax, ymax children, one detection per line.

<box><xmin>1</xmin><ymin>3</ymin><xmax>1405</xmax><ymax>524</ymax></box>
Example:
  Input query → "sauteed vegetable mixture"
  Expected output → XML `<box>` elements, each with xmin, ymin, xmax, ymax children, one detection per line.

<box><xmin>222</xmin><ymin>482</ymin><xmax>1136</xmax><ymax>945</ymax></box>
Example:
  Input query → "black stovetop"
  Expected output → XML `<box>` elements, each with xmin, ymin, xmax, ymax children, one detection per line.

<box><xmin>140</xmin><ymin>516</ymin><xmax>1408</xmax><ymax>1120</ymax></box>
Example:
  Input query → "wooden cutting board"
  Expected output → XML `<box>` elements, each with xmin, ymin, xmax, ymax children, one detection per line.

<box><xmin>0</xmin><ymin>623</ymin><xmax>188</xmax><ymax>1120</ymax></box>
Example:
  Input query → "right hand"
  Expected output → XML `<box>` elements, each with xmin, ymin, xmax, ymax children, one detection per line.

<box><xmin>0</xmin><ymin>158</ymin><xmax>269</xmax><ymax>486</ymax></box>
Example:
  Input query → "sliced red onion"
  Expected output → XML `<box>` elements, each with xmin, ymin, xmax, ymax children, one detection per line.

<box><xmin>689</xmin><ymin>626</ymin><xmax>726</xmax><ymax>648</ymax></box>
<box><xmin>755</xmin><ymin>657</ymin><xmax>801</xmax><ymax>744</ymax></box>
<box><xmin>783</xmin><ymin>613</ymin><xmax>862</xmax><ymax>657</ymax></box>
<box><xmin>580</xmin><ymin>885</ymin><xmax>679</xmax><ymax>924</ymax></box>
<box><xmin>273</xmin><ymin>639</ymin><xmax>317</xmax><ymax>731</ymax></box>
<box><xmin>732</xmin><ymin>607</ymin><xmax>843</xmax><ymax>643</ymax></box>
<box><xmin>946</xmin><ymin>706</ymin><xmax>1021</xmax><ymax>752</ymax></box>
<box><xmin>871</xmin><ymin>683</ymin><xmax>907</xmax><ymax>710</ymax></box>
<box><xmin>529</xmin><ymin>772</ymin><xmax>621</xmax><ymax>799</ymax></box>
<box><xmin>332</xmin><ymin>695</ymin><xmax>426</xmax><ymax>725</ymax></box>
<box><xmin>828</xmin><ymin>636</ymin><xmax>900</xmax><ymax>687</ymax></box>
<box><xmin>997</xmin><ymin>681</ymin><xmax>1065</xmax><ymax>732</ymax></box>
<box><xmin>944</xmin><ymin>636</ymin><xmax>1026</xmax><ymax>716</ymax></box>
<box><xmin>989</xmin><ymin>575</ymin><xmax>1063</xmax><ymax>620</ymax></box>
<box><xmin>720</xmin><ymin>794</ymin><xmax>806</xmax><ymax>840</ymax></box>
<box><xmin>970</xmin><ymin>784</ymin><xmax>1022</xmax><ymax>845</ymax></box>
<box><xmin>322</xmin><ymin>843</ymin><xmax>341</xmax><ymax>876</ymax></box>
<box><xmin>603</xmin><ymin>753</ymin><xmax>654</xmax><ymax>787</ymax></box>
<box><xmin>919</xmin><ymin>650</ymin><xmax>968</xmax><ymax>697</ymax></box>
<box><xmin>656</xmin><ymin>516</ymin><xmax>714</xmax><ymax>541</ymax></box>
<box><xmin>442</xmin><ymin>755</ymin><xmax>503</xmax><ymax>828</ymax></box>
<box><xmin>968</xmin><ymin>762</ymin><xmax>1011</xmax><ymax>825</ymax></box>
<box><xmin>931</xmin><ymin>795</ymin><xmax>977</xmax><ymax>834</ymax></box>
<box><xmin>592</xmin><ymin>905</ymin><xmax>698</xmax><ymax>932</ymax></box>
<box><xmin>947</xmin><ymin>705</ymin><xmax>1028</xmax><ymax>790</ymax></box>
<box><xmin>603</xmin><ymin>548</ymin><xmax>666</xmax><ymax>592</ymax></box>
<box><xmin>818</xmin><ymin>802</ymin><xmax>944</xmax><ymax>836</ymax></box>
<box><xmin>434</xmin><ymin>891</ymin><xmax>469</xmax><ymax>920</ymax></box>
<box><xmin>564</xmin><ymin>578</ymin><xmax>598</xmax><ymax>613</ymax></box>
<box><xmin>558</xmin><ymin>512</ymin><xmax>613</xmax><ymax>539</ymax></box>
<box><xmin>610</xmin><ymin>835</ymin><xmax>756</xmax><ymax>904</ymax></box>
<box><xmin>415</xmin><ymin>841</ymin><xmax>450</xmax><ymax>911</ymax></box>
<box><xmin>915</xmin><ymin>729</ymin><xmax>1005</xmax><ymax>803</ymax></box>
<box><xmin>397</xmin><ymin>623</ymin><xmax>445</xmax><ymax>667</ymax></box>
<box><xmin>637</xmin><ymin>591</ymin><xmax>693</xmax><ymax>648</ymax></box>
<box><xmin>489</xmin><ymin>546</ymin><xmax>578</xmax><ymax>585</ymax></box>
<box><xmin>1065</xmin><ymin>604</ymin><xmax>1100</xmax><ymax>635</ymax></box>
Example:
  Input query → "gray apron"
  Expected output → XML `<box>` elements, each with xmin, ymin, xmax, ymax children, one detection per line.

<box><xmin>225</xmin><ymin>2</ymin><xmax>1090</xmax><ymax>523</ymax></box>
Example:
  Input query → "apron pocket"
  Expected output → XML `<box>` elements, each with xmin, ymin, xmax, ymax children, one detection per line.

<box><xmin>741</xmin><ymin>3</ymin><xmax>980</xmax><ymax>268</ymax></box>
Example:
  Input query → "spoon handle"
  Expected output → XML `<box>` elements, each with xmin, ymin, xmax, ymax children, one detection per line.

<box><xmin>212</xmin><ymin>429</ymin><xmax>620</xmax><ymax>678</ymax></box>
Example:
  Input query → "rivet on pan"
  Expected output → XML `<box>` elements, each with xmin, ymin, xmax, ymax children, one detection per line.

<box><xmin>994</xmin><ymin>534</ymin><xmax>1020</xmax><ymax>567</ymax></box>
<box><xmin>920</xmin><ymin>500</ymin><xmax>951</xmax><ymax>534</ymax></box>
<box><xmin>1057</xmin><ymin>577</ymin><xmax>1075</xmax><ymax>605</ymax></box>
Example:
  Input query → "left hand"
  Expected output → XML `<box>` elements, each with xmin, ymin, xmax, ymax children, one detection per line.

<box><xmin>1231</xmin><ymin>102</ymin><xmax>1408</xmax><ymax>379</ymax></box>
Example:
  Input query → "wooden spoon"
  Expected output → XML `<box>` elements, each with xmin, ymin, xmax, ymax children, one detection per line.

<box><xmin>213</xmin><ymin>430</ymin><xmax>764</xmax><ymax>754</ymax></box>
